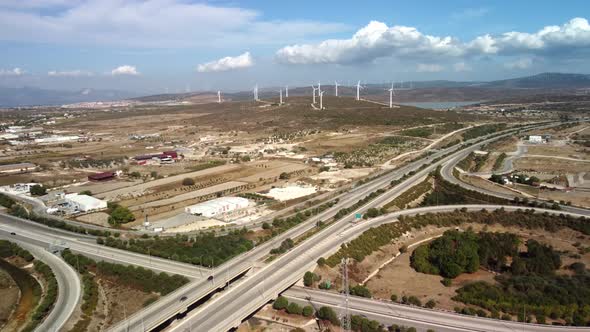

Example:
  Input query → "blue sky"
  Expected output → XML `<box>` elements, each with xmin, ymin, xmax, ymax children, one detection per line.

<box><xmin>0</xmin><ymin>0</ymin><xmax>589</xmax><ymax>93</ymax></box>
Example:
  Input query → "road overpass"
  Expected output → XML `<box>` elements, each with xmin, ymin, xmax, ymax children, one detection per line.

<box><xmin>0</xmin><ymin>214</ymin><xmax>210</xmax><ymax>279</ymax></box>
<box><xmin>284</xmin><ymin>286</ymin><xmax>590</xmax><ymax>332</ymax></box>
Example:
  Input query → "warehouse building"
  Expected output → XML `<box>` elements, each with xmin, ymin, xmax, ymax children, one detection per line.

<box><xmin>185</xmin><ymin>197</ymin><xmax>249</xmax><ymax>218</ymax></box>
<box><xmin>64</xmin><ymin>193</ymin><xmax>107</xmax><ymax>212</ymax></box>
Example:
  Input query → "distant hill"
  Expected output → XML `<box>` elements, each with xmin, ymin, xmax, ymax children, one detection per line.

<box><xmin>482</xmin><ymin>72</ymin><xmax>590</xmax><ymax>89</ymax></box>
<box><xmin>0</xmin><ymin>86</ymin><xmax>138</xmax><ymax>107</ymax></box>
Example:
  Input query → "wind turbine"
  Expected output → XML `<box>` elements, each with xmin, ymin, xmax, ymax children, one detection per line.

<box><xmin>356</xmin><ymin>80</ymin><xmax>364</xmax><ymax>101</ymax></box>
<box><xmin>318</xmin><ymin>82</ymin><xmax>321</xmax><ymax>96</ymax></box>
<box><xmin>387</xmin><ymin>83</ymin><xmax>395</xmax><ymax>108</ymax></box>
<box><xmin>334</xmin><ymin>81</ymin><xmax>339</xmax><ymax>97</ymax></box>
<box><xmin>254</xmin><ymin>84</ymin><xmax>259</xmax><ymax>101</ymax></box>
<box><xmin>319</xmin><ymin>90</ymin><xmax>325</xmax><ymax>110</ymax></box>
<box><xmin>279</xmin><ymin>89</ymin><xmax>283</xmax><ymax>105</ymax></box>
<box><xmin>285</xmin><ymin>86</ymin><xmax>289</xmax><ymax>98</ymax></box>
<box><xmin>312</xmin><ymin>85</ymin><xmax>318</xmax><ymax>104</ymax></box>
<box><xmin>217</xmin><ymin>90</ymin><xmax>222</xmax><ymax>103</ymax></box>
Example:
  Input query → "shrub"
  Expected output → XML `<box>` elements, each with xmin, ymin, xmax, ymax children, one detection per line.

<box><xmin>287</xmin><ymin>302</ymin><xmax>303</xmax><ymax>315</ymax></box>
<box><xmin>302</xmin><ymin>305</ymin><xmax>314</xmax><ymax>317</ymax></box>
<box><xmin>30</xmin><ymin>184</ymin><xmax>46</xmax><ymax>196</ymax></box>
<box><xmin>273</xmin><ymin>296</ymin><xmax>289</xmax><ymax>310</ymax></box>
<box><xmin>182</xmin><ymin>178</ymin><xmax>195</xmax><ymax>186</ymax></box>
<box><xmin>425</xmin><ymin>299</ymin><xmax>436</xmax><ymax>309</ymax></box>
<box><xmin>441</xmin><ymin>278</ymin><xmax>452</xmax><ymax>287</ymax></box>
<box><xmin>317</xmin><ymin>307</ymin><xmax>340</xmax><ymax>326</ymax></box>
<box><xmin>390</xmin><ymin>294</ymin><xmax>398</xmax><ymax>302</ymax></box>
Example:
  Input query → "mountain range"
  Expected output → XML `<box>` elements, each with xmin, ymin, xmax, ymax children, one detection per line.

<box><xmin>1</xmin><ymin>73</ymin><xmax>590</xmax><ymax>107</ymax></box>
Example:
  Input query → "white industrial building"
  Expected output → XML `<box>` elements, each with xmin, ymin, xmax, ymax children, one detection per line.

<box><xmin>64</xmin><ymin>193</ymin><xmax>107</xmax><ymax>212</ymax></box>
<box><xmin>528</xmin><ymin>135</ymin><xmax>544</xmax><ymax>144</ymax></box>
<box><xmin>34</xmin><ymin>135</ymin><xmax>80</xmax><ymax>144</ymax></box>
<box><xmin>185</xmin><ymin>197</ymin><xmax>249</xmax><ymax>218</ymax></box>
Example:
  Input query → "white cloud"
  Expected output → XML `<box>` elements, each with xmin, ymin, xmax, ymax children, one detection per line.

<box><xmin>276</xmin><ymin>17</ymin><xmax>590</xmax><ymax>65</ymax></box>
<box><xmin>417</xmin><ymin>64</ymin><xmax>444</xmax><ymax>73</ymax></box>
<box><xmin>453</xmin><ymin>62</ymin><xmax>472</xmax><ymax>72</ymax></box>
<box><xmin>504</xmin><ymin>58</ymin><xmax>533</xmax><ymax>69</ymax></box>
<box><xmin>276</xmin><ymin>21</ymin><xmax>463</xmax><ymax>65</ymax></box>
<box><xmin>111</xmin><ymin>65</ymin><xmax>139</xmax><ymax>76</ymax></box>
<box><xmin>197</xmin><ymin>52</ymin><xmax>254</xmax><ymax>73</ymax></box>
<box><xmin>0</xmin><ymin>0</ymin><xmax>346</xmax><ymax>48</ymax></box>
<box><xmin>48</xmin><ymin>70</ymin><xmax>93</xmax><ymax>77</ymax></box>
<box><xmin>0</xmin><ymin>67</ymin><xmax>24</xmax><ymax>76</ymax></box>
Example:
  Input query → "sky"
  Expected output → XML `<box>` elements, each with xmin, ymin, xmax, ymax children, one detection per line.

<box><xmin>0</xmin><ymin>0</ymin><xmax>589</xmax><ymax>94</ymax></box>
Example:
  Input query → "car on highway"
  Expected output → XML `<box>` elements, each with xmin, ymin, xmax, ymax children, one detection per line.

<box><xmin>180</xmin><ymin>296</ymin><xmax>188</xmax><ymax>302</ymax></box>
<box><xmin>207</xmin><ymin>275</ymin><xmax>214</xmax><ymax>281</ymax></box>
<box><xmin>10</xmin><ymin>232</ymin><xmax>16</xmax><ymax>235</ymax></box>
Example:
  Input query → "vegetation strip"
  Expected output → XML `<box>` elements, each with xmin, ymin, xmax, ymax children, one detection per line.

<box><xmin>0</xmin><ymin>240</ymin><xmax>58</xmax><ymax>332</ymax></box>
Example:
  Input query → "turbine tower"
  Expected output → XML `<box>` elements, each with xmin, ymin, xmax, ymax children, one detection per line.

<box><xmin>334</xmin><ymin>81</ymin><xmax>339</xmax><ymax>97</ymax></box>
<box><xmin>312</xmin><ymin>85</ymin><xmax>318</xmax><ymax>104</ymax></box>
<box><xmin>254</xmin><ymin>84</ymin><xmax>259</xmax><ymax>101</ymax></box>
<box><xmin>217</xmin><ymin>90</ymin><xmax>222</xmax><ymax>104</ymax></box>
<box><xmin>279</xmin><ymin>89</ymin><xmax>283</xmax><ymax>105</ymax></box>
<box><xmin>285</xmin><ymin>86</ymin><xmax>289</xmax><ymax>98</ymax></box>
<box><xmin>319</xmin><ymin>90</ymin><xmax>325</xmax><ymax>110</ymax></box>
<box><xmin>356</xmin><ymin>80</ymin><xmax>364</xmax><ymax>101</ymax></box>
<box><xmin>318</xmin><ymin>81</ymin><xmax>321</xmax><ymax>97</ymax></box>
<box><xmin>388</xmin><ymin>83</ymin><xmax>395</xmax><ymax>108</ymax></box>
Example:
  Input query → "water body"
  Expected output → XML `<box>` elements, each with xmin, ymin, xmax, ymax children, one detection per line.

<box><xmin>399</xmin><ymin>101</ymin><xmax>483</xmax><ymax>110</ymax></box>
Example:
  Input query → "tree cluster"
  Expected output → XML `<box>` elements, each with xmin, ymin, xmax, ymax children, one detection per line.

<box><xmin>411</xmin><ymin>230</ymin><xmax>519</xmax><ymax>278</ymax></box>
<box><xmin>99</xmin><ymin>229</ymin><xmax>254</xmax><ymax>267</ymax></box>
<box><xmin>62</xmin><ymin>249</ymin><xmax>189</xmax><ymax>295</ymax></box>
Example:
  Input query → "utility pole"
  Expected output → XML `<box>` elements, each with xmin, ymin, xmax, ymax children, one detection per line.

<box><xmin>340</xmin><ymin>257</ymin><xmax>351</xmax><ymax>331</ymax></box>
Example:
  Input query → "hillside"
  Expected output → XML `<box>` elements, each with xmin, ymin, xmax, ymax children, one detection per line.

<box><xmin>0</xmin><ymin>86</ymin><xmax>137</xmax><ymax>107</ymax></box>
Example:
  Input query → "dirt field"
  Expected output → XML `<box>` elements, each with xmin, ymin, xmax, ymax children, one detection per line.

<box><xmin>0</xmin><ymin>268</ymin><xmax>19</xmax><ymax>329</ymax></box>
<box><xmin>459</xmin><ymin>174</ymin><xmax>528</xmax><ymax>197</ymax></box>
<box><xmin>514</xmin><ymin>157</ymin><xmax>590</xmax><ymax>173</ymax></box>
<box><xmin>312</xmin><ymin>222</ymin><xmax>590</xmax><ymax>313</ymax></box>
<box><xmin>86</xmin><ymin>278</ymin><xmax>157</xmax><ymax>331</ymax></box>
<box><xmin>515</xmin><ymin>184</ymin><xmax>590</xmax><ymax>208</ymax></box>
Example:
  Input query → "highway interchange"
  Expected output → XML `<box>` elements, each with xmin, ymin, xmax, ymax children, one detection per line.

<box><xmin>2</xmin><ymin>120</ymin><xmax>589</xmax><ymax>332</ymax></box>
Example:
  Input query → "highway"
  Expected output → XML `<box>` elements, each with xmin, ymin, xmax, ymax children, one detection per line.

<box><xmin>168</xmin><ymin>205</ymin><xmax>587</xmax><ymax>332</ymax></box>
<box><xmin>0</xmin><ymin>214</ymin><xmax>209</xmax><ymax>279</ymax></box>
<box><xmin>284</xmin><ymin>287</ymin><xmax>590</xmax><ymax>332</ymax></box>
<box><xmin>110</xmin><ymin>123</ymin><xmax>549</xmax><ymax>331</ymax></box>
<box><xmin>440</xmin><ymin>136</ymin><xmax>590</xmax><ymax>215</ymax></box>
<box><xmin>0</xmin><ymin>236</ymin><xmax>81</xmax><ymax>332</ymax></box>
<box><xmin>0</xmin><ymin>121</ymin><xmax>558</xmax><ymax>332</ymax></box>
<box><xmin>110</xmin><ymin>121</ymin><xmax>567</xmax><ymax>332</ymax></box>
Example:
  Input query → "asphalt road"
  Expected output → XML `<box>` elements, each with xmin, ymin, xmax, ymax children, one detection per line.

<box><xmin>441</xmin><ymin>137</ymin><xmax>590</xmax><ymax>215</ymax></box>
<box><xmin>284</xmin><ymin>286</ymin><xmax>590</xmax><ymax>332</ymax></box>
<box><xmin>0</xmin><ymin>214</ymin><xmax>209</xmax><ymax>279</ymax></box>
<box><xmin>0</xmin><ymin>236</ymin><xmax>81</xmax><ymax>332</ymax></box>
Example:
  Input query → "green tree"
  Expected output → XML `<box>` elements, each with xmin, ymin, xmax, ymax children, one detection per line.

<box><xmin>317</xmin><ymin>306</ymin><xmax>340</xmax><ymax>326</ymax></box>
<box><xmin>30</xmin><ymin>184</ymin><xmax>47</xmax><ymax>196</ymax></box>
<box><xmin>302</xmin><ymin>305</ymin><xmax>314</xmax><ymax>317</ymax></box>
<box><xmin>108</xmin><ymin>205</ymin><xmax>135</xmax><ymax>225</ymax></box>
<box><xmin>287</xmin><ymin>302</ymin><xmax>303</xmax><ymax>315</ymax></box>
<box><xmin>273</xmin><ymin>296</ymin><xmax>288</xmax><ymax>310</ymax></box>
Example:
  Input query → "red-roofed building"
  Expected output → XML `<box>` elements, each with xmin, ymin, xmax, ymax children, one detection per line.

<box><xmin>88</xmin><ymin>171</ymin><xmax>115</xmax><ymax>182</ymax></box>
